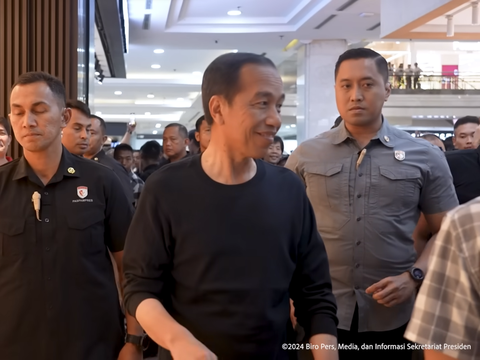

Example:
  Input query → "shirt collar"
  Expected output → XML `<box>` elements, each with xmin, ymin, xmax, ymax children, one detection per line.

<box><xmin>13</xmin><ymin>147</ymin><xmax>81</xmax><ymax>183</ymax></box>
<box><xmin>330</xmin><ymin>116</ymin><xmax>395</xmax><ymax>148</ymax></box>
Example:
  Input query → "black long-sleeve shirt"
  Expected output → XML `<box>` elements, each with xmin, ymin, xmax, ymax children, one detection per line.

<box><xmin>123</xmin><ymin>155</ymin><xmax>337</xmax><ymax>359</ymax></box>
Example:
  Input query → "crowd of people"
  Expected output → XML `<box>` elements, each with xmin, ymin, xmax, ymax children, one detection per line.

<box><xmin>0</xmin><ymin>48</ymin><xmax>478</xmax><ymax>360</ymax></box>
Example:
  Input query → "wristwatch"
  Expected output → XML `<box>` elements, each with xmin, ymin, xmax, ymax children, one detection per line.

<box><xmin>408</xmin><ymin>267</ymin><xmax>425</xmax><ymax>284</ymax></box>
<box><xmin>125</xmin><ymin>334</ymin><xmax>146</xmax><ymax>349</ymax></box>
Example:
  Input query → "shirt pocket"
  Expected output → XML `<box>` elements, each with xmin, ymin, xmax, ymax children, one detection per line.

<box><xmin>370</xmin><ymin>166</ymin><xmax>421</xmax><ymax>213</ymax></box>
<box><xmin>304</xmin><ymin>163</ymin><xmax>350</xmax><ymax>230</ymax></box>
<box><xmin>0</xmin><ymin>218</ymin><xmax>35</xmax><ymax>259</ymax></box>
<box><xmin>66</xmin><ymin>210</ymin><xmax>106</xmax><ymax>255</ymax></box>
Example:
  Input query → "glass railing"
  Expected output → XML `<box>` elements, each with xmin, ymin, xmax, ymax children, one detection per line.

<box><xmin>389</xmin><ymin>73</ymin><xmax>480</xmax><ymax>91</ymax></box>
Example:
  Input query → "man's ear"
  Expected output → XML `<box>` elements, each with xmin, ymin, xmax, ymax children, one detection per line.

<box><xmin>195</xmin><ymin>131</ymin><xmax>200</xmax><ymax>142</ymax></box>
<box><xmin>102</xmin><ymin>135</ymin><xmax>108</xmax><ymax>144</ymax></box>
<box><xmin>209</xmin><ymin>95</ymin><xmax>226</xmax><ymax>126</ymax></box>
<box><xmin>62</xmin><ymin>108</ymin><xmax>72</xmax><ymax>128</ymax></box>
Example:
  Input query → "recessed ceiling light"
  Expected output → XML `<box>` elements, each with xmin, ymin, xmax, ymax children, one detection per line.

<box><xmin>177</xmin><ymin>98</ymin><xmax>184</xmax><ymax>102</ymax></box>
<box><xmin>114</xmin><ymin>91</ymin><xmax>122</xmax><ymax>95</ymax></box>
<box><xmin>152</xmin><ymin>130</ymin><xmax>158</xmax><ymax>135</ymax></box>
<box><xmin>286</xmin><ymin>126</ymin><xmax>290</xmax><ymax>129</ymax></box>
<box><xmin>147</xmin><ymin>94</ymin><xmax>155</xmax><ymax>98</ymax></box>
<box><xmin>396</xmin><ymin>41</ymin><xmax>400</xmax><ymax>44</ymax></box>
<box><xmin>145</xmin><ymin>112</ymin><xmax>151</xmax><ymax>115</ymax></box>
<box><xmin>291</xmin><ymin>124</ymin><xmax>296</xmax><ymax>128</ymax></box>
<box><xmin>155</xmin><ymin>124</ymin><xmax>161</xmax><ymax>128</ymax></box>
<box><xmin>95</xmin><ymin>111</ymin><xmax>102</xmax><ymax>115</ymax></box>
<box><xmin>151</xmin><ymin>64</ymin><xmax>161</xmax><ymax>69</ymax></box>
<box><xmin>232</xmin><ymin>49</ymin><xmax>238</xmax><ymax>53</ymax></box>
<box><xmin>154</xmin><ymin>49</ymin><xmax>165</xmax><ymax>54</ymax></box>
<box><xmin>227</xmin><ymin>9</ymin><xmax>241</xmax><ymax>16</ymax></box>
<box><xmin>192</xmin><ymin>71</ymin><xmax>202</xmax><ymax>75</ymax></box>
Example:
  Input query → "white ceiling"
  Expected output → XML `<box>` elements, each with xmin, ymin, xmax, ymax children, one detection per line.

<box><xmin>93</xmin><ymin>0</ymin><xmax>383</xmax><ymax>136</ymax></box>
<box><xmin>415</xmin><ymin>2</ymin><xmax>480</xmax><ymax>32</ymax></box>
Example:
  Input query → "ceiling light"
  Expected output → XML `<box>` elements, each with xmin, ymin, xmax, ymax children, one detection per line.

<box><xmin>155</xmin><ymin>124</ymin><xmax>161</xmax><ymax>128</ymax></box>
<box><xmin>145</xmin><ymin>112</ymin><xmax>151</xmax><ymax>115</ymax></box>
<box><xmin>97</xmin><ymin>81</ymin><xmax>103</xmax><ymax>85</ymax></box>
<box><xmin>427</xmin><ymin>115</ymin><xmax>432</xmax><ymax>118</ymax></box>
<box><xmin>359</xmin><ymin>12</ymin><xmax>374</xmax><ymax>17</ymax></box>
<box><xmin>396</xmin><ymin>41</ymin><xmax>400</xmax><ymax>44</ymax></box>
<box><xmin>232</xmin><ymin>49</ymin><xmax>238</xmax><ymax>53</ymax></box>
<box><xmin>192</xmin><ymin>71</ymin><xmax>202</xmax><ymax>75</ymax></box>
<box><xmin>434</xmin><ymin>115</ymin><xmax>439</xmax><ymax>118</ymax></box>
<box><xmin>147</xmin><ymin>94</ymin><xmax>155</xmax><ymax>98</ymax></box>
<box><xmin>114</xmin><ymin>91</ymin><xmax>122</xmax><ymax>95</ymax></box>
<box><xmin>152</xmin><ymin>130</ymin><xmax>158</xmax><ymax>135</ymax></box>
<box><xmin>286</xmin><ymin>126</ymin><xmax>290</xmax><ymax>129</ymax></box>
<box><xmin>95</xmin><ymin>111</ymin><xmax>102</xmax><ymax>115</ymax></box>
<box><xmin>151</xmin><ymin>64</ymin><xmax>161</xmax><ymax>69</ymax></box>
<box><xmin>154</xmin><ymin>49</ymin><xmax>165</xmax><ymax>54</ymax></box>
<box><xmin>177</xmin><ymin>98</ymin><xmax>184</xmax><ymax>101</ymax></box>
<box><xmin>446</xmin><ymin>15</ymin><xmax>454</xmax><ymax>37</ymax></box>
<box><xmin>227</xmin><ymin>9</ymin><xmax>241</xmax><ymax>16</ymax></box>
<box><xmin>291</xmin><ymin>124</ymin><xmax>296</xmax><ymax>128</ymax></box>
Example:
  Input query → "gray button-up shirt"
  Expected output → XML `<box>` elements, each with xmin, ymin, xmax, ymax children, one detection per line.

<box><xmin>286</xmin><ymin>119</ymin><xmax>458</xmax><ymax>332</ymax></box>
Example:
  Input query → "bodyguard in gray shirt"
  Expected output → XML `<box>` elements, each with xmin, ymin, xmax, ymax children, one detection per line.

<box><xmin>286</xmin><ymin>48</ymin><xmax>458</xmax><ymax>359</ymax></box>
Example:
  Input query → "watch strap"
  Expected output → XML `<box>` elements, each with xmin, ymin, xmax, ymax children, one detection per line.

<box><xmin>125</xmin><ymin>334</ymin><xmax>144</xmax><ymax>347</ymax></box>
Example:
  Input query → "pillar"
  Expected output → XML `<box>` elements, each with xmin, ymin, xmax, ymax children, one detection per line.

<box><xmin>296</xmin><ymin>40</ymin><xmax>347</xmax><ymax>143</ymax></box>
<box><xmin>0</xmin><ymin>0</ymin><xmax>94</xmax><ymax>159</ymax></box>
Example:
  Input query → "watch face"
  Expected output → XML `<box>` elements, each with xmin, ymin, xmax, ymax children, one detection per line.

<box><xmin>412</xmin><ymin>268</ymin><xmax>424</xmax><ymax>279</ymax></box>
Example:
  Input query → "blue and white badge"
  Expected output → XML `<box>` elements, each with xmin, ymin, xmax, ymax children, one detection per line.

<box><xmin>394</xmin><ymin>150</ymin><xmax>405</xmax><ymax>161</ymax></box>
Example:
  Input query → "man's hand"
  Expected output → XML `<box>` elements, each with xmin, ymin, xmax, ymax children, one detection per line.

<box><xmin>117</xmin><ymin>343</ymin><xmax>143</xmax><ymax>360</ymax></box>
<box><xmin>289</xmin><ymin>299</ymin><xmax>297</xmax><ymax>329</ymax></box>
<box><xmin>127</xmin><ymin>123</ymin><xmax>137</xmax><ymax>134</ymax></box>
<box><xmin>365</xmin><ymin>272</ymin><xmax>416</xmax><ymax>307</ymax></box>
<box><xmin>170</xmin><ymin>332</ymin><xmax>217</xmax><ymax>360</ymax></box>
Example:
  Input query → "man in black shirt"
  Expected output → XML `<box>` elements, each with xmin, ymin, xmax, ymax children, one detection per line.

<box><xmin>139</xmin><ymin>140</ymin><xmax>162</xmax><ymax>181</ymax></box>
<box><xmin>61</xmin><ymin>99</ymin><xmax>92</xmax><ymax>156</ymax></box>
<box><xmin>446</xmin><ymin>146</ymin><xmax>480</xmax><ymax>204</ymax></box>
<box><xmin>84</xmin><ymin>114</ymin><xmax>134</xmax><ymax>205</ymax></box>
<box><xmin>0</xmin><ymin>71</ymin><xmax>143</xmax><ymax>360</ymax></box>
<box><xmin>195</xmin><ymin>115</ymin><xmax>211</xmax><ymax>153</ymax></box>
<box><xmin>123</xmin><ymin>53</ymin><xmax>338</xmax><ymax>360</ymax></box>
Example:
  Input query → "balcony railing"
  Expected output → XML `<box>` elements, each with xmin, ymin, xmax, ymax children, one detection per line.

<box><xmin>389</xmin><ymin>73</ymin><xmax>480</xmax><ymax>91</ymax></box>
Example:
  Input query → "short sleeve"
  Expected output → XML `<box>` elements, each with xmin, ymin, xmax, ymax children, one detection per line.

<box><xmin>419</xmin><ymin>148</ymin><xmax>458</xmax><ymax>214</ymax></box>
<box><xmin>404</xmin><ymin>210</ymin><xmax>480</xmax><ymax>360</ymax></box>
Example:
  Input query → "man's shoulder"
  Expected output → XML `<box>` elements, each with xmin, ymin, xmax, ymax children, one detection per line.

<box><xmin>0</xmin><ymin>158</ymin><xmax>20</xmax><ymax>182</ymax></box>
<box><xmin>148</xmin><ymin>155</ymin><xmax>197</xmax><ymax>183</ymax></box>
<box><xmin>446</xmin><ymin>149</ymin><xmax>477</xmax><ymax>162</ymax></box>
<box><xmin>262</xmin><ymin>161</ymin><xmax>306</xmax><ymax>190</ymax></box>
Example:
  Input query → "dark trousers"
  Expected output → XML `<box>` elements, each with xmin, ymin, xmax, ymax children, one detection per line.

<box><xmin>337</xmin><ymin>304</ymin><xmax>412</xmax><ymax>360</ymax></box>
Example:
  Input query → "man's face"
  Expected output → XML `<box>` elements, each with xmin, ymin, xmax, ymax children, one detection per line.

<box><xmin>114</xmin><ymin>149</ymin><xmax>133</xmax><ymax>171</ymax></box>
<box><xmin>265</xmin><ymin>141</ymin><xmax>282</xmax><ymax>165</ymax></box>
<box><xmin>163</xmin><ymin>127</ymin><xmax>188</xmax><ymax>159</ymax></box>
<box><xmin>9</xmin><ymin>82</ymin><xmax>68</xmax><ymax>153</ymax></box>
<box><xmin>453</xmin><ymin>123</ymin><xmax>478</xmax><ymax>149</ymax></box>
<box><xmin>0</xmin><ymin>124</ymin><xmax>11</xmax><ymax>157</ymax></box>
<box><xmin>335</xmin><ymin>58</ymin><xmax>390</xmax><ymax>127</ymax></box>
<box><xmin>62</xmin><ymin>108</ymin><xmax>91</xmax><ymax>156</ymax></box>
<box><xmin>195</xmin><ymin>120</ymin><xmax>211</xmax><ymax>153</ymax></box>
<box><xmin>86</xmin><ymin>118</ymin><xmax>107</xmax><ymax>156</ymax></box>
<box><xmin>133</xmin><ymin>151</ymin><xmax>141</xmax><ymax>169</ymax></box>
<box><xmin>216</xmin><ymin>64</ymin><xmax>284</xmax><ymax>159</ymax></box>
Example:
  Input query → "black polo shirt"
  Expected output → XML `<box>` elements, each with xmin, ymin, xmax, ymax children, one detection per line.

<box><xmin>446</xmin><ymin>147</ymin><xmax>480</xmax><ymax>204</ymax></box>
<box><xmin>92</xmin><ymin>149</ymin><xmax>135</xmax><ymax>205</ymax></box>
<box><xmin>0</xmin><ymin>148</ymin><xmax>133</xmax><ymax>360</ymax></box>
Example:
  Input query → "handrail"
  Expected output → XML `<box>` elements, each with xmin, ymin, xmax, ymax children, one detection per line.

<box><xmin>389</xmin><ymin>73</ymin><xmax>480</xmax><ymax>90</ymax></box>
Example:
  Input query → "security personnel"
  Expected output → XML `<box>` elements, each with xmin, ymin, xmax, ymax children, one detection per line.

<box><xmin>0</xmin><ymin>71</ymin><xmax>143</xmax><ymax>360</ymax></box>
<box><xmin>286</xmin><ymin>49</ymin><xmax>458</xmax><ymax>360</ymax></box>
<box><xmin>84</xmin><ymin>114</ymin><xmax>135</xmax><ymax>206</ymax></box>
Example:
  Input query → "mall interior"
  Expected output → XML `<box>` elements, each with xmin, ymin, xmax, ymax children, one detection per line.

<box><xmin>0</xmin><ymin>0</ymin><xmax>479</xmax><ymax>360</ymax></box>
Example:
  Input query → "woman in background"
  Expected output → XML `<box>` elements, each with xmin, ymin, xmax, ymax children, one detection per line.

<box><xmin>0</xmin><ymin>117</ymin><xmax>12</xmax><ymax>166</ymax></box>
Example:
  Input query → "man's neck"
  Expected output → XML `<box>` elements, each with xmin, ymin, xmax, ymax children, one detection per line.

<box><xmin>84</xmin><ymin>147</ymin><xmax>102</xmax><ymax>159</ymax></box>
<box><xmin>345</xmin><ymin>116</ymin><xmax>383</xmax><ymax>149</ymax></box>
<box><xmin>201</xmin><ymin>141</ymin><xmax>256</xmax><ymax>185</ymax></box>
<box><xmin>169</xmin><ymin>150</ymin><xmax>187</xmax><ymax>163</ymax></box>
<box><xmin>143</xmin><ymin>160</ymin><xmax>159</xmax><ymax>169</ymax></box>
<box><xmin>24</xmin><ymin>142</ymin><xmax>63</xmax><ymax>185</ymax></box>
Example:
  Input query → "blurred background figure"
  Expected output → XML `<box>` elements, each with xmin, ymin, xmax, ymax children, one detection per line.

<box><xmin>61</xmin><ymin>99</ymin><xmax>91</xmax><ymax>156</ymax></box>
<box><xmin>188</xmin><ymin>129</ymin><xmax>200</xmax><ymax>155</ymax></box>
<box><xmin>264</xmin><ymin>135</ymin><xmax>288</xmax><ymax>166</ymax></box>
<box><xmin>0</xmin><ymin>117</ymin><xmax>12</xmax><ymax>166</ymax></box>
<box><xmin>419</xmin><ymin>134</ymin><xmax>445</xmax><ymax>152</ymax></box>
<box><xmin>452</xmin><ymin>116</ymin><xmax>479</xmax><ymax>150</ymax></box>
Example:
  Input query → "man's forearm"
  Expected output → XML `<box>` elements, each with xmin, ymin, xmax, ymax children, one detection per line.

<box><xmin>414</xmin><ymin>233</ymin><xmax>436</xmax><ymax>274</ymax></box>
<box><xmin>136</xmin><ymin>298</ymin><xmax>191</xmax><ymax>350</ymax></box>
<box><xmin>310</xmin><ymin>334</ymin><xmax>338</xmax><ymax>360</ymax></box>
<box><xmin>120</xmin><ymin>131</ymin><xmax>132</xmax><ymax>145</ymax></box>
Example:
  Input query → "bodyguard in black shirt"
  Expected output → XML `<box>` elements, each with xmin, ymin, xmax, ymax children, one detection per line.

<box><xmin>446</xmin><ymin>146</ymin><xmax>480</xmax><ymax>204</ymax></box>
<box><xmin>123</xmin><ymin>53</ymin><xmax>338</xmax><ymax>360</ymax></box>
<box><xmin>0</xmin><ymin>72</ymin><xmax>143</xmax><ymax>360</ymax></box>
